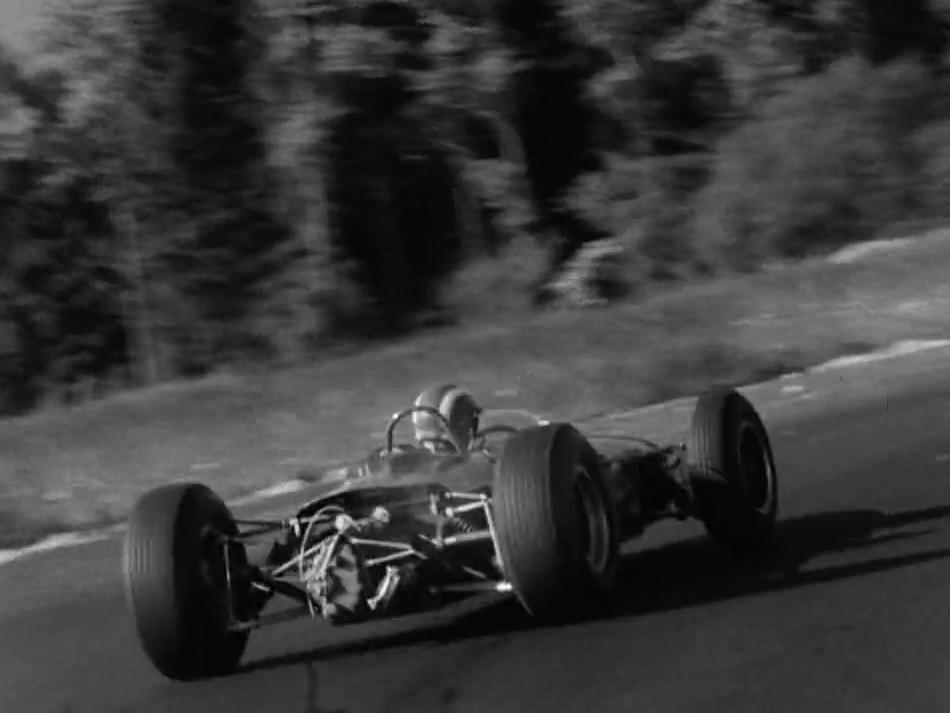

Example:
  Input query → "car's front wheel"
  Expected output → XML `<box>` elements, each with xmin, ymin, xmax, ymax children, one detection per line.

<box><xmin>492</xmin><ymin>423</ymin><xmax>619</xmax><ymax>619</ymax></box>
<box><xmin>123</xmin><ymin>483</ymin><xmax>250</xmax><ymax>680</ymax></box>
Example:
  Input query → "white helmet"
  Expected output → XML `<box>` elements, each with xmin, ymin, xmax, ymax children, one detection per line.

<box><xmin>411</xmin><ymin>384</ymin><xmax>481</xmax><ymax>452</ymax></box>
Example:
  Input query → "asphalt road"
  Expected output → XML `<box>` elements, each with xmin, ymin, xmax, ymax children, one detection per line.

<box><xmin>4</xmin><ymin>352</ymin><xmax>950</xmax><ymax>713</ymax></box>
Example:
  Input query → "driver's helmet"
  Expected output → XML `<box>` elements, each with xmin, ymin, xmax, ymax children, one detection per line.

<box><xmin>411</xmin><ymin>384</ymin><xmax>481</xmax><ymax>453</ymax></box>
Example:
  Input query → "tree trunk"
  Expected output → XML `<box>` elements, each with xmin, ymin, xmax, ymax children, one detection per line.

<box><xmin>118</xmin><ymin>204</ymin><xmax>161</xmax><ymax>385</ymax></box>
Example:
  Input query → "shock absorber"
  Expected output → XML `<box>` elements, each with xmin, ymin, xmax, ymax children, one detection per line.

<box><xmin>447</xmin><ymin>515</ymin><xmax>475</xmax><ymax>534</ymax></box>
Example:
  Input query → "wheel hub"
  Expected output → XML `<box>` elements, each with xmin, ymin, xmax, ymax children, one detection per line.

<box><xmin>572</xmin><ymin>467</ymin><xmax>612</xmax><ymax>575</ymax></box>
<box><xmin>737</xmin><ymin>422</ymin><xmax>774</xmax><ymax>514</ymax></box>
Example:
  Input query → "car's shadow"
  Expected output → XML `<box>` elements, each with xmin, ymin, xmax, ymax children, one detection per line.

<box><xmin>240</xmin><ymin>503</ymin><xmax>950</xmax><ymax>675</ymax></box>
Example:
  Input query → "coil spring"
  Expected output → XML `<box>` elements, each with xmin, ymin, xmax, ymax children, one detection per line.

<box><xmin>448</xmin><ymin>515</ymin><xmax>474</xmax><ymax>534</ymax></box>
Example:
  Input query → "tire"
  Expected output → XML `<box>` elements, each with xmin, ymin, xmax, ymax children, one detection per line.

<box><xmin>492</xmin><ymin>423</ymin><xmax>619</xmax><ymax>619</ymax></box>
<box><xmin>688</xmin><ymin>388</ymin><xmax>779</xmax><ymax>555</ymax></box>
<box><xmin>123</xmin><ymin>483</ymin><xmax>249</xmax><ymax>680</ymax></box>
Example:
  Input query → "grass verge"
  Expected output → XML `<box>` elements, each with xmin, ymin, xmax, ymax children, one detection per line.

<box><xmin>2</xmin><ymin>230</ymin><xmax>950</xmax><ymax>550</ymax></box>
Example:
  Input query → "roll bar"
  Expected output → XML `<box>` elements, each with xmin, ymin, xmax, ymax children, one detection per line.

<box><xmin>384</xmin><ymin>405</ymin><xmax>463</xmax><ymax>454</ymax></box>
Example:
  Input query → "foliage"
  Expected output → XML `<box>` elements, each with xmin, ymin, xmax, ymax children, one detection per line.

<box><xmin>692</xmin><ymin>57</ymin><xmax>936</xmax><ymax>270</ymax></box>
<box><xmin>1</xmin><ymin>0</ymin><xmax>950</xmax><ymax>414</ymax></box>
<box><xmin>438</xmin><ymin>233</ymin><xmax>551</xmax><ymax>322</ymax></box>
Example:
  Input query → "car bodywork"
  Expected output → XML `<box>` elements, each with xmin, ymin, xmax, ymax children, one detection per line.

<box><xmin>226</xmin><ymin>405</ymin><xmax>692</xmax><ymax>631</ymax></box>
<box><xmin>123</xmin><ymin>387</ymin><xmax>778</xmax><ymax>680</ymax></box>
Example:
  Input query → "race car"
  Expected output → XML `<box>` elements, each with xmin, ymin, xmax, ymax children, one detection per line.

<box><xmin>123</xmin><ymin>383</ymin><xmax>778</xmax><ymax>681</ymax></box>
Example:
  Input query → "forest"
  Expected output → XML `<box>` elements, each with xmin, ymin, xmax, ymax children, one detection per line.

<box><xmin>1</xmin><ymin>0</ymin><xmax>949</xmax><ymax>416</ymax></box>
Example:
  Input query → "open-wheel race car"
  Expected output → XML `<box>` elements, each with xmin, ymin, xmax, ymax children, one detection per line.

<box><xmin>123</xmin><ymin>384</ymin><xmax>778</xmax><ymax>681</ymax></box>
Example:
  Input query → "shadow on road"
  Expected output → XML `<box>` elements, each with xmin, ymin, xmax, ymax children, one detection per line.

<box><xmin>610</xmin><ymin>503</ymin><xmax>950</xmax><ymax>617</ymax></box>
<box><xmin>240</xmin><ymin>503</ymin><xmax>950</xmax><ymax>675</ymax></box>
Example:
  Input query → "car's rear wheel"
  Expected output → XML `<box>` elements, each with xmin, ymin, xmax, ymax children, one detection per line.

<box><xmin>492</xmin><ymin>423</ymin><xmax>619</xmax><ymax>618</ymax></box>
<box><xmin>688</xmin><ymin>388</ymin><xmax>778</xmax><ymax>555</ymax></box>
<box><xmin>123</xmin><ymin>483</ymin><xmax>249</xmax><ymax>680</ymax></box>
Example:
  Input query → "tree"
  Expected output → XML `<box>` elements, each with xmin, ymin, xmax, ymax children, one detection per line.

<box><xmin>265</xmin><ymin>1</ymin><xmax>465</xmax><ymax>331</ymax></box>
<box><xmin>0</xmin><ymin>22</ymin><xmax>144</xmax><ymax>410</ymax></box>
<box><xmin>135</xmin><ymin>0</ymin><xmax>299</xmax><ymax>369</ymax></box>
<box><xmin>31</xmin><ymin>0</ymin><xmax>178</xmax><ymax>385</ymax></box>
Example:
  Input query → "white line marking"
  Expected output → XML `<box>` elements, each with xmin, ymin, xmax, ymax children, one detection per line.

<box><xmin>189</xmin><ymin>462</ymin><xmax>222</xmax><ymax>472</ymax></box>
<box><xmin>607</xmin><ymin>397</ymin><xmax>694</xmax><ymax>421</ymax></box>
<box><xmin>826</xmin><ymin>237</ymin><xmax>917</xmax><ymax>264</ymax></box>
<box><xmin>228</xmin><ymin>479</ymin><xmax>308</xmax><ymax>507</ymax></box>
<box><xmin>0</xmin><ymin>531</ymin><xmax>111</xmax><ymax>567</ymax></box>
<box><xmin>812</xmin><ymin>340</ymin><xmax>950</xmax><ymax>372</ymax></box>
